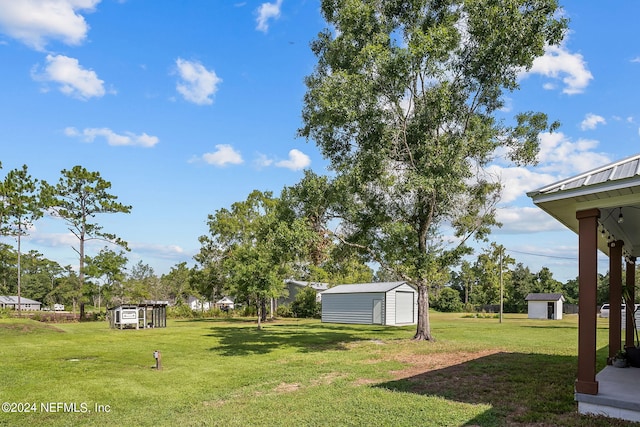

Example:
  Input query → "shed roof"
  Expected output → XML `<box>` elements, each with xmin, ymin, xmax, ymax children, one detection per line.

<box><xmin>285</xmin><ymin>280</ymin><xmax>329</xmax><ymax>291</ymax></box>
<box><xmin>321</xmin><ymin>282</ymin><xmax>410</xmax><ymax>294</ymax></box>
<box><xmin>0</xmin><ymin>296</ymin><xmax>41</xmax><ymax>305</ymax></box>
<box><xmin>525</xmin><ymin>293</ymin><xmax>565</xmax><ymax>302</ymax></box>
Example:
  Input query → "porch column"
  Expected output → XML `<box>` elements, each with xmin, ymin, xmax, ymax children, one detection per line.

<box><xmin>626</xmin><ymin>258</ymin><xmax>637</xmax><ymax>348</ymax></box>
<box><xmin>609</xmin><ymin>240</ymin><xmax>623</xmax><ymax>359</ymax></box>
<box><xmin>576</xmin><ymin>208</ymin><xmax>600</xmax><ymax>395</ymax></box>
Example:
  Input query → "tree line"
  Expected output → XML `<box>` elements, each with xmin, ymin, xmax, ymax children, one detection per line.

<box><xmin>3</xmin><ymin>1</ymin><xmax>576</xmax><ymax>342</ymax></box>
<box><xmin>0</xmin><ymin>162</ymin><xmax>622</xmax><ymax>322</ymax></box>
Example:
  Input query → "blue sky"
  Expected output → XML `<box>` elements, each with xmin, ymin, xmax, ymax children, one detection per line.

<box><xmin>0</xmin><ymin>0</ymin><xmax>638</xmax><ymax>283</ymax></box>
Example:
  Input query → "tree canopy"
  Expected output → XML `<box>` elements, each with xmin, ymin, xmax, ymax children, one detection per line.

<box><xmin>299</xmin><ymin>0</ymin><xmax>567</xmax><ymax>340</ymax></box>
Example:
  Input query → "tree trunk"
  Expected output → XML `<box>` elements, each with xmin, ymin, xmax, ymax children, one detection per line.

<box><xmin>260</xmin><ymin>299</ymin><xmax>267</xmax><ymax>322</ymax></box>
<box><xmin>256</xmin><ymin>302</ymin><xmax>262</xmax><ymax>330</ymax></box>
<box><xmin>17</xmin><ymin>234</ymin><xmax>21</xmax><ymax>317</ymax></box>
<box><xmin>413</xmin><ymin>284</ymin><xmax>434</xmax><ymax>341</ymax></box>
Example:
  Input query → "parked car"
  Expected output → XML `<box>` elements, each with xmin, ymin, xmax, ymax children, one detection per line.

<box><xmin>54</xmin><ymin>303</ymin><xmax>65</xmax><ymax>311</ymax></box>
<box><xmin>599</xmin><ymin>303</ymin><xmax>640</xmax><ymax>318</ymax></box>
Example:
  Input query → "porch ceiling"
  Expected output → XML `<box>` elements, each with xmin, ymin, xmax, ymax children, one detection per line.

<box><xmin>527</xmin><ymin>153</ymin><xmax>640</xmax><ymax>258</ymax></box>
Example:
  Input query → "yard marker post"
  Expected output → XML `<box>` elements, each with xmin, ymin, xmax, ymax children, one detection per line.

<box><xmin>153</xmin><ymin>350</ymin><xmax>162</xmax><ymax>370</ymax></box>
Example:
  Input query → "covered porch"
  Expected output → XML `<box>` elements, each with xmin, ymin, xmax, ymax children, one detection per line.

<box><xmin>528</xmin><ymin>153</ymin><xmax>640</xmax><ymax>423</ymax></box>
<box><xmin>576</xmin><ymin>365</ymin><xmax>640</xmax><ymax>422</ymax></box>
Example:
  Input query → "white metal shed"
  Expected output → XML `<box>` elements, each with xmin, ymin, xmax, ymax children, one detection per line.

<box><xmin>320</xmin><ymin>282</ymin><xmax>417</xmax><ymax>326</ymax></box>
<box><xmin>525</xmin><ymin>293</ymin><xmax>565</xmax><ymax>320</ymax></box>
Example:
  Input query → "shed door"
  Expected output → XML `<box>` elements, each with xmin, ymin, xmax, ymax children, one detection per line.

<box><xmin>372</xmin><ymin>299</ymin><xmax>383</xmax><ymax>324</ymax></box>
<box><xmin>396</xmin><ymin>291</ymin><xmax>414</xmax><ymax>324</ymax></box>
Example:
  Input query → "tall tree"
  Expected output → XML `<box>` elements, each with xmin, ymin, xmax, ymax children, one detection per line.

<box><xmin>125</xmin><ymin>261</ymin><xmax>159</xmax><ymax>302</ymax></box>
<box><xmin>280</xmin><ymin>172</ymin><xmax>373</xmax><ymax>284</ymax></box>
<box><xmin>0</xmin><ymin>243</ymin><xmax>17</xmax><ymax>295</ymax></box>
<box><xmin>450</xmin><ymin>260</ymin><xmax>476</xmax><ymax>305</ymax></box>
<box><xmin>473</xmin><ymin>243</ymin><xmax>514</xmax><ymax>306</ymax></box>
<box><xmin>1</xmin><ymin>165</ymin><xmax>44</xmax><ymax>315</ymax></box>
<box><xmin>506</xmin><ymin>262</ymin><xmax>535</xmax><ymax>312</ymax></box>
<box><xmin>161</xmin><ymin>262</ymin><xmax>194</xmax><ymax>305</ymax></box>
<box><xmin>198</xmin><ymin>190</ymin><xmax>312</xmax><ymax>328</ymax></box>
<box><xmin>85</xmin><ymin>247</ymin><xmax>128</xmax><ymax>308</ymax></box>
<box><xmin>43</xmin><ymin>166</ymin><xmax>131</xmax><ymax>306</ymax></box>
<box><xmin>299</xmin><ymin>0</ymin><xmax>566</xmax><ymax>340</ymax></box>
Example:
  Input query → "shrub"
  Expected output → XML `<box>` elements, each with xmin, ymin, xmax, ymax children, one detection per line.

<box><xmin>276</xmin><ymin>304</ymin><xmax>293</xmax><ymax>318</ymax></box>
<box><xmin>432</xmin><ymin>287</ymin><xmax>464</xmax><ymax>312</ymax></box>
<box><xmin>241</xmin><ymin>305</ymin><xmax>257</xmax><ymax>317</ymax></box>
<box><xmin>168</xmin><ymin>304</ymin><xmax>195</xmax><ymax>319</ymax></box>
<box><xmin>291</xmin><ymin>287</ymin><xmax>321</xmax><ymax>318</ymax></box>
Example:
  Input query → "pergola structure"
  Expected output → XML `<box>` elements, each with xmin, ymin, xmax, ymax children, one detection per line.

<box><xmin>528</xmin><ymin>153</ymin><xmax>640</xmax><ymax>420</ymax></box>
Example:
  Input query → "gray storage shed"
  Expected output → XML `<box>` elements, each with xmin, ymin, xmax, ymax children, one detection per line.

<box><xmin>320</xmin><ymin>282</ymin><xmax>417</xmax><ymax>326</ymax></box>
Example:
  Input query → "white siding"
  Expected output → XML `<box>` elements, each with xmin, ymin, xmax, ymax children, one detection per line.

<box><xmin>528</xmin><ymin>300</ymin><xmax>564</xmax><ymax>319</ymax></box>
<box><xmin>321</xmin><ymin>283</ymin><xmax>417</xmax><ymax>326</ymax></box>
<box><xmin>554</xmin><ymin>300</ymin><xmax>563</xmax><ymax>320</ymax></box>
<box><xmin>322</xmin><ymin>293</ymin><xmax>384</xmax><ymax>324</ymax></box>
<box><xmin>528</xmin><ymin>301</ymin><xmax>548</xmax><ymax>319</ymax></box>
<box><xmin>396</xmin><ymin>291</ymin><xmax>415</xmax><ymax>324</ymax></box>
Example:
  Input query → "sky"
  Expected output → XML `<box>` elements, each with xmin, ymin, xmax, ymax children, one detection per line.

<box><xmin>0</xmin><ymin>0</ymin><xmax>638</xmax><ymax>283</ymax></box>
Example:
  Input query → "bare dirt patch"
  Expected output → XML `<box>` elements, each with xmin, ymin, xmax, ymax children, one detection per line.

<box><xmin>273</xmin><ymin>382</ymin><xmax>301</xmax><ymax>393</ymax></box>
<box><xmin>388</xmin><ymin>349</ymin><xmax>502</xmax><ymax>379</ymax></box>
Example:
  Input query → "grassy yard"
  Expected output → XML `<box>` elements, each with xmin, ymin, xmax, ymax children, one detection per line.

<box><xmin>0</xmin><ymin>313</ymin><xmax>635</xmax><ymax>426</ymax></box>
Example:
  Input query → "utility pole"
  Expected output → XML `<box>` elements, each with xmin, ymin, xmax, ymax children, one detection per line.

<box><xmin>499</xmin><ymin>246</ymin><xmax>504</xmax><ymax>324</ymax></box>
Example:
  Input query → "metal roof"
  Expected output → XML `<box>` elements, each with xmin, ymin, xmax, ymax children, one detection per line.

<box><xmin>529</xmin><ymin>153</ymin><xmax>640</xmax><ymax>196</ymax></box>
<box><xmin>321</xmin><ymin>282</ymin><xmax>410</xmax><ymax>294</ymax></box>
<box><xmin>0</xmin><ymin>296</ymin><xmax>41</xmax><ymax>305</ymax></box>
<box><xmin>285</xmin><ymin>280</ymin><xmax>329</xmax><ymax>291</ymax></box>
<box><xmin>528</xmin><ymin>153</ymin><xmax>640</xmax><ymax>257</ymax></box>
<box><xmin>525</xmin><ymin>293</ymin><xmax>565</xmax><ymax>302</ymax></box>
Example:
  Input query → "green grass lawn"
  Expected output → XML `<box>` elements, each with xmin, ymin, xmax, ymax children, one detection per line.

<box><xmin>0</xmin><ymin>313</ymin><xmax>634</xmax><ymax>426</ymax></box>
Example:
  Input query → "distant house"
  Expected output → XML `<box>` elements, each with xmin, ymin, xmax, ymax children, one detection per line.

<box><xmin>282</xmin><ymin>280</ymin><xmax>328</xmax><ymax>304</ymax></box>
<box><xmin>216</xmin><ymin>297</ymin><xmax>235</xmax><ymax>310</ymax></box>
<box><xmin>0</xmin><ymin>296</ymin><xmax>42</xmax><ymax>311</ymax></box>
<box><xmin>525</xmin><ymin>293</ymin><xmax>565</xmax><ymax>320</ymax></box>
<box><xmin>320</xmin><ymin>282</ymin><xmax>417</xmax><ymax>326</ymax></box>
<box><xmin>187</xmin><ymin>296</ymin><xmax>214</xmax><ymax>311</ymax></box>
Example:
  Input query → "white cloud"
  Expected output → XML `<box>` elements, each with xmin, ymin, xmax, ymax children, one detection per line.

<box><xmin>65</xmin><ymin>127</ymin><xmax>159</xmax><ymax>147</ymax></box>
<box><xmin>33</xmin><ymin>54</ymin><xmax>105</xmax><ymax>100</ymax></box>
<box><xmin>275</xmin><ymin>149</ymin><xmax>311</xmax><ymax>171</ymax></box>
<box><xmin>202</xmin><ymin>144</ymin><xmax>243</xmax><ymax>167</ymax></box>
<box><xmin>495</xmin><ymin>206</ymin><xmax>567</xmax><ymax>233</ymax></box>
<box><xmin>254</xmin><ymin>153</ymin><xmax>274</xmax><ymax>169</ymax></box>
<box><xmin>580</xmin><ymin>113</ymin><xmax>606</xmax><ymax>131</ymax></box>
<box><xmin>175</xmin><ymin>58</ymin><xmax>221</xmax><ymax>105</ymax></box>
<box><xmin>0</xmin><ymin>0</ymin><xmax>99</xmax><ymax>51</ymax></box>
<box><xmin>525</xmin><ymin>45</ymin><xmax>593</xmax><ymax>95</ymax></box>
<box><xmin>256</xmin><ymin>0</ymin><xmax>282</xmax><ymax>33</ymax></box>
<box><xmin>484</xmin><ymin>165</ymin><xmax>556</xmax><ymax>203</ymax></box>
<box><xmin>632</xmin><ymin>57</ymin><xmax>640</xmax><ymax>63</ymax></box>
<box><xmin>535</xmin><ymin>131</ymin><xmax>610</xmax><ymax>175</ymax></box>
<box><xmin>128</xmin><ymin>242</ymin><xmax>187</xmax><ymax>259</ymax></box>
<box><xmin>486</xmin><ymin>131</ymin><xmax>611</xmax><ymax>203</ymax></box>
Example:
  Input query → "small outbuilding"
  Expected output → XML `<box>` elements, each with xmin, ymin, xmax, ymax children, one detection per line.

<box><xmin>216</xmin><ymin>296</ymin><xmax>235</xmax><ymax>310</ymax></box>
<box><xmin>321</xmin><ymin>282</ymin><xmax>417</xmax><ymax>326</ymax></box>
<box><xmin>108</xmin><ymin>301</ymin><xmax>168</xmax><ymax>329</ymax></box>
<box><xmin>525</xmin><ymin>293</ymin><xmax>565</xmax><ymax>320</ymax></box>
